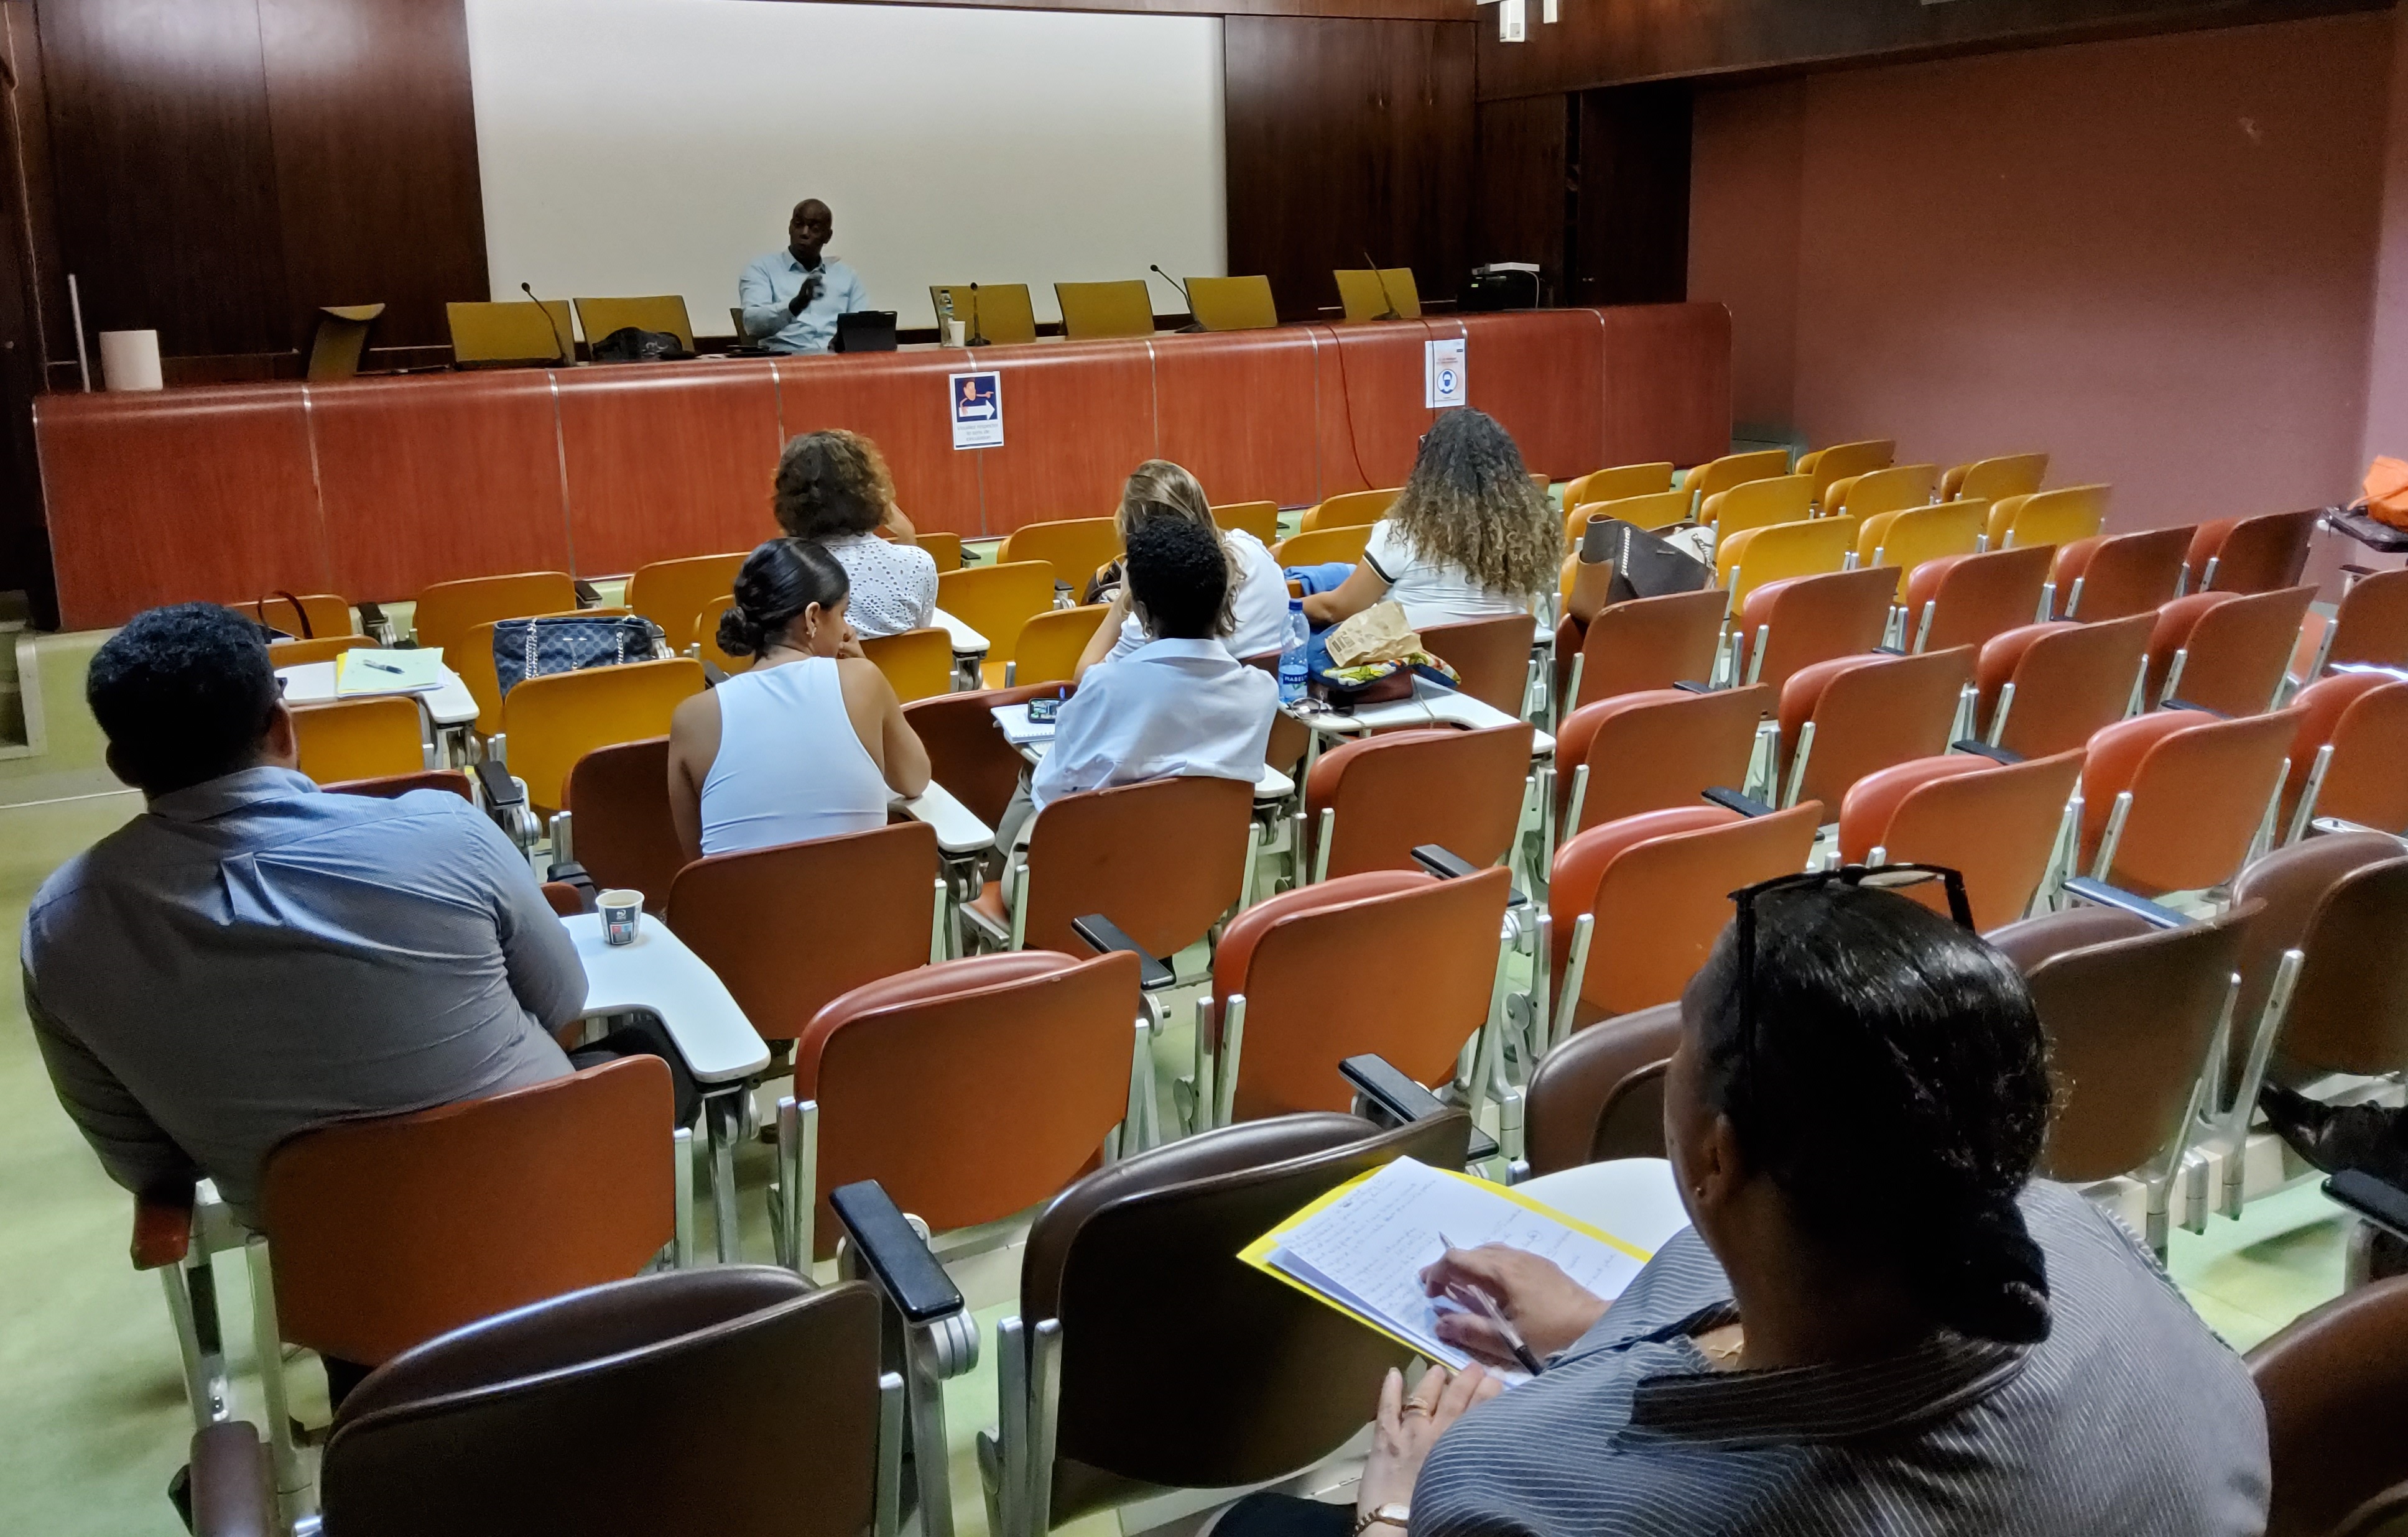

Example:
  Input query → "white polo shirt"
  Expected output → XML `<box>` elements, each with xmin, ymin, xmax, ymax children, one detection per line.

<box><xmin>1030</xmin><ymin>638</ymin><xmax>1279</xmax><ymax>814</ymax></box>
<box><xmin>1363</xmin><ymin>517</ymin><xmax>1535</xmax><ymax>630</ymax></box>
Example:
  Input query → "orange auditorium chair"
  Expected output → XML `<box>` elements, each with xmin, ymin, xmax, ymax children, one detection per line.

<box><xmin>970</xmin><ymin>775</ymin><xmax>1256</xmax><ymax>956</ymax></box>
<box><xmin>1730</xmin><ymin>566</ymin><xmax>1897</xmax><ymax>693</ymax></box>
<box><xmin>2186</xmin><ymin>508</ymin><xmax>2318</xmax><ymax>594</ymax></box>
<box><xmin>2295</xmin><ymin>565</ymin><xmax>2408</xmax><ymax>681</ymax></box>
<box><xmin>1975</xmin><ymin>615</ymin><xmax>2153</xmax><ymax>759</ymax></box>
<box><xmin>2077</xmin><ymin>708</ymin><xmax>2295</xmax><ymax>897</ymax></box>
<box><xmin>236</xmin><ymin>593</ymin><xmax>356</xmax><ymax>639</ymax></box>
<box><xmin>2051</xmin><ymin>525</ymin><xmax>2193</xmax><ymax>622</ymax></box>
<box><xmin>859</xmin><ymin>626</ymin><xmax>954</xmax><ymax>703</ymax></box>
<box><xmin>1007</xmin><ymin>605</ymin><xmax>1109</xmax><ymax>688</ymax></box>
<box><xmin>412</xmin><ymin>571</ymin><xmax>578</xmax><ymax>660</ymax></box>
<box><xmin>269</xmin><ymin>635</ymin><xmax>373</xmax><ymax>668</ymax></box>
<box><xmin>1304</xmin><ymin>723</ymin><xmax>1534</xmax><ymax>883</ymax></box>
<box><xmin>1776</xmin><ymin>647</ymin><xmax>1975</xmax><ymax>814</ymax></box>
<box><xmin>554</xmin><ymin>738</ymin><xmax>683</xmax><ymax>912</ymax></box>
<box><xmin>1300</xmin><ymin>488</ymin><xmax>1400</xmax><ymax>533</ymax></box>
<box><xmin>903</xmin><ymin>681</ymin><xmax>1063</xmax><ymax>828</ymax></box>
<box><xmin>1419</xmin><ymin>613</ymin><xmax>1536</xmax><ymax>717</ymax></box>
<box><xmin>937</xmin><ymin>561</ymin><xmax>1058</xmax><ymax>687</ymax></box>
<box><xmin>1554</xmin><ymin>685</ymin><xmax>1771</xmax><ymax>839</ymax></box>
<box><xmin>1213</xmin><ymin>501</ymin><xmax>1280</xmax><ymax>545</ymax></box>
<box><xmin>998</xmin><ymin>518</ymin><xmax>1123</xmax><ymax>596</ymax></box>
<box><xmin>1702</xmin><ymin>475</ymin><xmax>1814</xmax><ymax>544</ymax></box>
<box><xmin>290</xmin><ymin>697</ymin><xmax>425</xmax><ymax>785</ymax></box>
<box><xmin>1678</xmin><ymin>448</ymin><xmax>1790</xmax><ymax>509</ymax></box>
<box><xmin>1941</xmin><ymin>452</ymin><xmax>2047</xmax><ymax>504</ymax></box>
<box><xmin>2147</xmin><ymin>585</ymin><xmax>2317</xmax><ymax>714</ymax></box>
<box><xmin>1558</xmin><ymin>464</ymin><xmax>1674</xmax><ymax>527</ymax></box>
<box><xmin>1903</xmin><ymin>544</ymin><xmax>2054</xmax><ymax>653</ymax></box>
<box><xmin>1558</xmin><ymin>588</ymin><xmax>1726</xmax><ymax>712</ymax></box>
<box><xmin>2281</xmin><ymin>673</ymin><xmax>2408</xmax><ymax>839</ymax></box>
<box><xmin>1795</xmin><ymin>439</ymin><xmax>1894</xmax><ymax>510</ymax></box>
<box><xmin>1836</xmin><ymin>750</ymin><xmax>2086</xmax><ymax>930</ymax></box>
<box><xmin>1827</xmin><ymin>463</ymin><xmax>1937</xmax><ymax>521</ymax></box>
<box><xmin>625</xmin><ymin>553</ymin><xmax>747</xmax><ymax>646</ymax></box>
<box><xmin>498</xmin><ymin>658</ymin><xmax>703</xmax><ymax>816</ymax></box>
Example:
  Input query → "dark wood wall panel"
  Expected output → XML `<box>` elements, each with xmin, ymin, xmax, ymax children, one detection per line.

<box><xmin>1471</xmin><ymin>95</ymin><xmax>1570</xmax><ymax>292</ymax></box>
<box><xmin>1573</xmin><ymin>83</ymin><xmax>1691</xmax><ymax>306</ymax></box>
<box><xmin>556</xmin><ymin>364</ymin><xmax>783</xmax><ymax>576</ymax></box>
<box><xmin>1226</xmin><ymin>16</ymin><xmax>1474</xmax><ymax>322</ymax></box>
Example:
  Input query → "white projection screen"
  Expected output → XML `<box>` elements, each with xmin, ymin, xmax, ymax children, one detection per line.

<box><xmin>464</xmin><ymin>0</ymin><xmax>1228</xmax><ymax>337</ymax></box>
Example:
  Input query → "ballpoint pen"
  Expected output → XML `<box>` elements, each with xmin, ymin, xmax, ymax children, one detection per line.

<box><xmin>1436</xmin><ymin>1232</ymin><xmax>1544</xmax><ymax>1376</ymax></box>
<box><xmin>361</xmin><ymin>660</ymin><xmax>405</xmax><ymax>674</ymax></box>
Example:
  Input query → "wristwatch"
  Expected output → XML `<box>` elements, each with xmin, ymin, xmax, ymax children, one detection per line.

<box><xmin>1353</xmin><ymin>1503</ymin><xmax>1410</xmax><ymax>1536</ymax></box>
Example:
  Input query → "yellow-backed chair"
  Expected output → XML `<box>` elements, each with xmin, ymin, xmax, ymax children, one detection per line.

<box><xmin>572</xmin><ymin>297</ymin><xmax>695</xmax><ymax>353</ymax></box>
<box><xmin>931</xmin><ymin>284</ymin><xmax>1038</xmax><ymax>345</ymax></box>
<box><xmin>1861</xmin><ymin>502</ymin><xmax>1986</xmax><ymax>600</ymax></box>
<box><xmin>861</xmin><ymin>627</ymin><xmax>954</xmax><ymax>702</ymax></box>
<box><xmin>1302</xmin><ymin>489</ymin><xmax>1399</xmax><ymax>533</ymax></box>
<box><xmin>1054</xmin><ymin>281</ymin><xmax>1156</xmax><ymax>341</ymax></box>
<box><xmin>626</xmin><ymin>553</ymin><xmax>747</xmax><ymax>645</ymax></box>
<box><xmin>1703</xmin><ymin>475</ymin><xmax>1815</xmax><ymax>545</ymax></box>
<box><xmin>1827</xmin><ymin>463</ymin><xmax>1937</xmax><ymax>520</ymax></box>
<box><xmin>1333</xmin><ymin>267</ymin><xmax>1421</xmax><ymax>322</ymax></box>
<box><xmin>1718</xmin><ymin>517</ymin><xmax>1861</xmax><ymax>614</ymax></box>
<box><xmin>269</xmin><ymin>635</ymin><xmax>373</xmax><ymax>668</ymax></box>
<box><xmin>1271</xmin><ymin>525</ymin><xmax>1374</xmax><ymax>570</ymax></box>
<box><xmin>1677</xmin><ymin>448</ymin><xmax>1790</xmax><ymax>505</ymax></box>
<box><xmin>461</xmin><ymin>609</ymin><xmax>635</xmax><ymax>735</ymax></box>
<box><xmin>236</xmin><ymin>594</ymin><xmax>355</xmax><ymax>639</ymax></box>
<box><xmin>938</xmin><ymin>562</ymin><xmax>1057</xmax><ymax>686</ymax></box>
<box><xmin>1008</xmin><ymin>606</ymin><xmax>1109</xmax><ymax>688</ymax></box>
<box><xmin>998</xmin><ymin>518</ymin><xmax>1123</xmax><ymax>596</ymax></box>
<box><xmin>1213</xmin><ymin>501</ymin><xmax>1280</xmax><ymax>545</ymax></box>
<box><xmin>1186</xmin><ymin>275</ymin><xmax>1279</xmax><ymax>331</ymax></box>
<box><xmin>1560</xmin><ymin>464</ymin><xmax>1674</xmax><ymax>525</ymax></box>
<box><xmin>1942</xmin><ymin>453</ymin><xmax>2048</xmax><ymax>504</ymax></box>
<box><xmin>1795</xmin><ymin>440</ymin><xmax>1894</xmax><ymax>509</ymax></box>
<box><xmin>445</xmin><ymin>301</ymin><xmax>573</xmax><ymax>366</ymax></box>
<box><xmin>1989</xmin><ymin>484</ymin><xmax>2108</xmax><ymax>550</ymax></box>
<box><xmin>499</xmin><ymin>658</ymin><xmax>704</xmax><ymax>815</ymax></box>
<box><xmin>1572</xmin><ymin>489</ymin><xmax>1694</xmax><ymax>546</ymax></box>
<box><xmin>917</xmin><ymin>532</ymin><xmax>965</xmax><ymax>573</ymax></box>
<box><xmin>413</xmin><ymin>572</ymin><xmax>579</xmax><ymax>661</ymax></box>
<box><xmin>691</xmin><ymin>594</ymin><xmax>751</xmax><ymax>675</ymax></box>
<box><xmin>292</xmin><ymin>696</ymin><xmax>426</xmax><ymax>785</ymax></box>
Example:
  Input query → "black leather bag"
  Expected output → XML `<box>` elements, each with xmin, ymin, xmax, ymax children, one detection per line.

<box><xmin>592</xmin><ymin>326</ymin><xmax>691</xmax><ymax>362</ymax></box>
<box><xmin>1582</xmin><ymin>517</ymin><xmax>1712</xmax><ymax>602</ymax></box>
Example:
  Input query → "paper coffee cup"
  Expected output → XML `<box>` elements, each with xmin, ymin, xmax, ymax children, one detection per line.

<box><xmin>599</xmin><ymin>889</ymin><xmax>642</xmax><ymax>945</ymax></box>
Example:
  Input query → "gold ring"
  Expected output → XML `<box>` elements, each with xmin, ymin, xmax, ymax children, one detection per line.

<box><xmin>1401</xmin><ymin>1398</ymin><xmax>1434</xmax><ymax>1417</ymax></box>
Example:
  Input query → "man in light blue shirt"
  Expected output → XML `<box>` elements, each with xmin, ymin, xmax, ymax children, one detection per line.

<box><xmin>738</xmin><ymin>198</ymin><xmax>868</xmax><ymax>354</ymax></box>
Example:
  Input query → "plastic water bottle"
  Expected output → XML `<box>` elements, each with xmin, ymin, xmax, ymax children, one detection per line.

<box><xmin>1279</xmin><ymin>597</ymin><xmax>1310</xmax><ymax>704</ymax></box>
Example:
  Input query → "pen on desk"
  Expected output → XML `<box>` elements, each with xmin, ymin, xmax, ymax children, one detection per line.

<box><xmin>361</xmin><ymin>660</ymin><xmax>404</xmax><ymax>675</ymax></box>
<box><xmin>1437</xmin><ymin>1232</ymin><xmax>1545</xmax><ymax>1377</ymax></box>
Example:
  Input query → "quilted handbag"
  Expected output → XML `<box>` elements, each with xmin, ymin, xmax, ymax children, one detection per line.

<box><xmin>492</xmin><ymin>614</ymin><xmax>665</xmax><ymax>698</ymax></box>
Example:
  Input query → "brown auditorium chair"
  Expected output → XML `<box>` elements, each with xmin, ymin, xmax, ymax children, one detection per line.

<box><xmin>2251</xmin><ymin>1275</ymin><xmax>2408</xmax><ymax>1537</ymax></box>
<box><xmin>1554</xmin><ymin>685</ymin><xmax>1770</xmax><ymax>839</ymax></box>
<box><xmin>999</xmin><ymin>517</ymin><xmax>1124</xmax><ymax>594</ymax></box>
<box><xmin>774</xmin><ymin>950</ymin><xmax>1141</xmax><ymax>1263</ymax></box>
<box><xmin>1202</xmin><ymin>866</ymin><xmax>1511</xmax><ymax>1124</ymax></box>
<box><xmin>1942</xmin><ymin>451</ymin><xmax>2047</xmax><ymax>504</ymax></box>
<box><xmin>236</xmin><ymin>593</ymin><xmax>356</xmax><ymax>639</ymax></box>
<box><xmin>1520</xmin><ymin>1003</ymin><xmax>1680</xmax><ymax>1176</ymax></box>
<box><xmin>1731</xmin><ymin>565</ymin><xmax>1896</xmax><ymax>692</ymax></box>
<box><xmin>1828</xmin><ymin>463</ymin><xmax>1938</xmax><ymax>521</ymax></box>
<box><xmin>2297</xmin><ymin>565</ymin><xmax>2408</xmax><ymax>680</ymax></box>
<box><xmin>1987</xmin><ymin>483</ymin><xmax>2108</xmax><ymax>551</ymax></box>
<box><xmin>1836</xmin><ymin>749</ymin><xmax>2086</xmax><ymax>930</ymax></box>
<box><xmin>2282</xmin><ymin>674</ymin><xmax>2408</xmax><ymax>839</ymax></box>
<box><xmin>2076</xmin><ymin>708</ymin><xmax>2295</xmax><ymax>897</ymax></box>
<box><xmin>2187</xmin><ymin>507</ymin><xmax>2318</xmax><ymax>594</ymax></box>
<box><xmin>500</xmin><ymin>658</ymin><xmax>703</xmax><ymax>816</ymax></box>
<box><xmin>938</xmin><ymin>561</ymin><xmax>1058</xmax><ymax>686</ymax></box>
<box><xmin>2052</xmin><ymin>525</ymin><xmax>2195</xmax><ymax>621</ymax></box>
<box><xmin>2148</xmin><ymin>586</ymin><xmax>2318</xmax><ymax>714</ymax></box>
<box><xmin>1558</xmin><ymin>588</ymin><xmax>1726</xmax><ymax>711</ymax></box>
<box><xmin>291</xmin><ymin>697</ymin><xmax>426</xmax><ymax>785</ymax></box>
<box><xmin>269</xmin><ymin>634</ymin><xmax>373</xmax><ymax>667</ymax></box>
<box><xmin>189</xmin><ymin>1267</ymin><xmax>903</xmax><ymax>1537</ymax></box>
<box><xmin>971</xmin><ymin>774</ymin><xmax>1256</xmax><ymax>956</ymax></box>
<box><xmin>1795</xmin><ymin>438</ymin><xmax>1894</xmax><ymax>509</ymax></box>
<box><xmin>556</xmin><ymin>738</ymin><xmax>684</xmax><ymax>913</ymax></box>
<box><xmin>1419</xmin><ymin>612</ymin><xmax>1536</xmax><ymax>716</ymax></box>
<box><xmin>1902</xmin><ymin>544</ymin><xmax>2054</xmax><ymax>653</ymax></box>
<box><xmin>1775</xmin><ymin>646</ymin><xmax>1975</xmax><ymax>813</ymax></box>
<box><xmin>243</xmin><ymin>1057</ymin><xmax>682</xmax><ymax>1508</ymax></box>
<box><xmin>1702</xmin><ymin>474</ymin><xmax>1814</xmax><ymax>543</ymax></box>
<box><xmin>1546</xmin><ymin>801</ymin><xmax>1822</xmax><ymax>1038</ymax></box>
<box><xmin>859</xmin><ymin>625</ymin><xmax>954</xmax><ymax>702</ymax></box>
<box><xmin>1305</xmin><ymin>723</ymin><xmax>1534</xmax><ymax>882</ymax></box>
<box><xmin>667</xmin><ymin>823</ymin><xmax>944</xmax><ymax>1043</ymax></box>
<box><xmin>1975</xmin><ymin>614</ymin><xmax>2154</xmax><ymax>758</ymax></box>
<box><xmin>326</xmin><ymin>768</ymin><xmax>473</xmax><ymax>802</ymax></box>
<box><xmin>624</xmin><ymin>553</ymin><xmax>747</xmax><ymax>645</ymax></box>
<box><xmin>982</xmin><ymin>1105</ymin><xmax>1471</xmax><ymax>1537</ymax></box>
<box><xmin>411</xmin><ymin>571</ymin><xmax>578</xmax><ymax>659</ymax></box>
<box><xmin>904</xmin><ymin>680</ymin><xmax>1066</xmax><ymax>828</ymax></box>
<box><xmin>1986</xmin><ymin>897</ymin><xmax>2256</xmax><ymax>1255</ymax></box>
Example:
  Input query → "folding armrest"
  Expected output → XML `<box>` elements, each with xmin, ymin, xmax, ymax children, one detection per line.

<box><xmin>2062</xmin><ymin>876</ymin><xmax>2189</xmax><ymax>930</ymax></box>
<box><xmin>1410</xmin><ymin>843</ymin><xmax>1529</xmax><ymax>907</ymax></box>
<box><xmin>1672</xmin><ymin>678</ymin><xmax>1713</xmax><ymax>694</ymax></box>
<box><xmin>830</xmin><ymin>1179</ymin><xmax>967</xmax><ymax>1326</ymax></box>
<box><xmin>2160</xmin><ymin>696</ymin><xmax>2231</xmax><ymax>719</ymax></box>
<box><xmin>830</xmin><ymin>1177</ymin><xmax>976</xmax><ymax>1537</ymax></box>
<box><xmin>1701</xmin><ymin>785</ymin><xmax>1775</xmax><ymax>818</ymax></box>
<box><xmin>1340</xmin><ymin>1053</ymin><xmax>1501</xmax><ymax>1165</ymax></box>
<box><xmin>1948</xmin><ymin>737</ymin><xmax>2024</xmax><ymax>765</ymax></box>
<box><xmin>2325</xmin><ymin>1168</ymin><xmax>2408</xmax><ymax>1243</ymax></box>
<box><xmin>545</xmin><ymin>860</ymin><xmax>600</xmax><ymax>909</ymax></box>
<box><xmin>1072</xmin><ymin>913</ymin><xmax>1177</xmax><ymax>992</ymax></box>
<box><xmin>187</xmin><ymin>1420</ymin><xmax>273</xmax><ymax>1537</ymax></box>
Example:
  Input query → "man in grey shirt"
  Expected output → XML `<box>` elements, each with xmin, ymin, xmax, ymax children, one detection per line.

<box><xmin>23</xmin><ymin>604</ymin><xmax>593</xmax><ymax>1222</ymax></box>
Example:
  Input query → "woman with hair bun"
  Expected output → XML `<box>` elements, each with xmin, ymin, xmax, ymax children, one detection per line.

<box><xmin>1225</xmin><ymin>874</ymin><xmax>2268</xmax><ymax>1537</ymax></box>
<box><xmin>667</xmin><ymin>538</ymin><xmax>930</xmax><ymax>859</ymax></box>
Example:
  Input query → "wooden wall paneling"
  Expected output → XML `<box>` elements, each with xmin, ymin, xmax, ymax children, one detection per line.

<box><xmin>771</xmin><ymin>351</ymin><xmax>986</xmax><ymax>540</ymax></box>
<box><xmin>37</xmin><ymin>0</ymin><xmax>292</xmax><ymax>359</ymax></box>
<box><xmin>1573</xmin><ymin>83</ymin><xmax>1691</xmax><ymax>306</ymax></box>
<box><xmin>1312</xmin><ymin>320</ymin><xmax>1435</xmax><ymax>495</ymax></box>
<box><xmin>256</xmin><ymin>0</ymin><xmax>487</xmax><ymax>356</ymax></box>
<box><xmin>6</xmin><ymin>0</ymin><xmax>73</xmax><ymax>393</ymax></box>
<box><xmin>1471</xmin><ymin>94</ymin><xmax>1570</xmax><ymax>294</ymax></box>
<box><xmin>310</xmin><ymin>371</ymin><xmax>570</xmax><ymax>602</ymax></box>
<box><xmin>554</xmin><ymin>362</ymin><xmax>783</xmax><ymax>577</ymax></box>
<box><xmin>1225</xmin><ymin>16</ymin><xmax>1475</xmax><ymax>323</ymax></box>
<box><xmin>1460</xmin><ymin>310</ymin><xmax>1605</xmax><ymax>478</ymax></box>
<box><xmin>37</xmin><ymin>385</ymin><xmax>323</xmax><ymax>629</ymax></box>
<box><xmin>1</xmin><ymin>2</ymin><xmax>56</xmax><ymax>621</ymax></box>
<box><xmin>964</xmin><ymin>339</ymin><xmax>1157</xmax><ymax>532</ymax></box>
<box><xmin>1596</xmin><ymin>302</ymin><xmax>1733</xmax><ymax>468</ymax></box>
<box><xmin>1149</xmin><ymin>328</ymin><xmax>1323</xmax><ymax>508</ymax></box>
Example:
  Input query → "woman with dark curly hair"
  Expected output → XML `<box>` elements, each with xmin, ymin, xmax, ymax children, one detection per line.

<box><xmin>771</xmin><ymin>429</ymin><xmax>938</xmax><ymax>639</ymax></box>
<box><xmin>1302</xmin><ymin>408</ymin><xmax>1557</xmax><ymax>632</ymax></box>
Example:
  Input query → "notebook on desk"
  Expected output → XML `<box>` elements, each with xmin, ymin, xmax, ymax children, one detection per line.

<box><xmin>334</xmin><ymin>648</ymin><xmax>449</xmax><ymax>698</ymax></box>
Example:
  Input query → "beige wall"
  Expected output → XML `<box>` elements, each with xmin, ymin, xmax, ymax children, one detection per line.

<box><xmin>1690</xmin><ymin>12</ymin><xmax>2397</xmax><ymax>553</ymax></box>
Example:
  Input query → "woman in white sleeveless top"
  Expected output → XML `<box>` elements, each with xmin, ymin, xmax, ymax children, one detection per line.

<box><xmin>667</xmin><ymin>539</ymin><xmax>931</xmax><ymax>860</ymax></box>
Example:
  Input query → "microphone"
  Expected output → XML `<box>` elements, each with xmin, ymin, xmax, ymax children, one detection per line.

<box><xmin>519</xmin><ymin>281</ymin><xmax>574</xmax><ymax>364</ymax></box>
<box><xmin>1363</xmin><ymin>250</ymin><xmax>1402</xmax><ymax>322</ymax></box>
<box><xmin>966</xmin><ymin>282</ymin><xmax>990</xmax><ymax>347</ymax></box>
<box><xmin>1149</xmin><ymin>265</ymin><xmax>1208</xmax><ymax>334</ymax></box>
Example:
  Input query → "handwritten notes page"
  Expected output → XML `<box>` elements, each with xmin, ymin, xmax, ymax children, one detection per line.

<box><xmin>1257</xmin><ymin>1157</ymin><xmax>1647</xmax><ymax>1380</ymax></box>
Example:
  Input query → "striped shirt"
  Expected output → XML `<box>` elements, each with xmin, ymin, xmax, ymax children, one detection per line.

<box><xmin>1412</xmin><ymin>1179</ymin><xmax>2267</xmax><ymax>1536</ymax></box>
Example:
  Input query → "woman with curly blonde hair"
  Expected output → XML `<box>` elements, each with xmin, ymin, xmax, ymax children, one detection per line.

<box><xmin>1073</xmin><ymin>459</ymin><xmax>1290</xmax><ymax>681</ymax></box>
<box><xmin>771</xmin><ymin>428</ymin><xmax>937</xmax><ymax>639</ymax></box>
<box><xmin>1302</xmin><ymin>409</ymin><xmax>1557</xmax><ymax>632</ymax></box>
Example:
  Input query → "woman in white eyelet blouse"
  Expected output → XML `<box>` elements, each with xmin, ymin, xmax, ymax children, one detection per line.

<box><xmin>770</xmin><ymin>428</ymin><xmax>938</xmax><ymax>639</ymax></box>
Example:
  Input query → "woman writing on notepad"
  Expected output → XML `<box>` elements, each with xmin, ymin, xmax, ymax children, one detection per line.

<box><xmin>667</xmin><ymin>538</ymin><xmax>929</xmax><ymax>860</ymax></box>
<box><xmin>1218</xmin><ymin>874</ymin><xmax>2267</xmax><ymax>1537</ymax></box>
